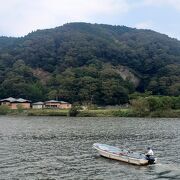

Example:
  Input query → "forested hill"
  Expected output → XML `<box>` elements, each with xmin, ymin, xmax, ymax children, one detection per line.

<box><xmin>0</xmin><ymin>23</ymin><xmax>180</xmax><ymax>105</ymax></box>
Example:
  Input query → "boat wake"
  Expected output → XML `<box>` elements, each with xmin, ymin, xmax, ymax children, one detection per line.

<box><xmin>148</xmin><ymin>162</ymin><xmax>180</xmax><ymax>179</ymax></box>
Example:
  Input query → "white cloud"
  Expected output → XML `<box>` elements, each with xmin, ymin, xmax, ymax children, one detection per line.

<box><xmin>0</xmin><ymin>0</ymin><xmax>130</xmax><ymax>36</ymax></box>
<box><xmin>135</xmin><ymin>21</ymin><xmax>153</xmax><ymax>29</ymax></box>
<box><xmin>142</xmin><ymin>0</ymin><xmax>180</xmax><ymax>10</ymax></box>
<box><xmin>0</xmin><ymin>0</ymin><xmax>179</xmax><ymax>39</ymax></box>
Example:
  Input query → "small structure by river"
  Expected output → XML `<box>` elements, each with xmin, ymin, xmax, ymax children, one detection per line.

<box><xmin>0</xmin><ymin>97</ymin><xmax>72</xmax><ymax>110</ymax></box>
<box><xmin>0</xmin><ymin>97</ymin><xmax>31</xmax><ymax>109</ymax></box>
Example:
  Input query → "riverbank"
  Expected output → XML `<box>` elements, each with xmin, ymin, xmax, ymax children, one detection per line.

<box><xmin>0</xmin><ymin>95</ymin><xmax>179</xmax><ymax>118</ymax></box>
<box><xmin>0</xmin><ymin>108</ymin><xmax>179</xmax><ymax>118</ymax></box>
<box><xmin>73</xmin><ymin>109</ymin><xmax>180</xmax><ymax>118</ymax></box>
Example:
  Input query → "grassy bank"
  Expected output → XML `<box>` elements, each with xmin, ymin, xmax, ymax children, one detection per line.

<box><xmin>0</xmin><ymin>107</ymin><xmax>69</xmax><ymax>116</ymax></box>
<box><xmin>77</xmin><ymin>109</ymin><xmax>134</xmax><ymax>117</ymax></box>
<box><xmin>28</xmin><ymin>108</ymin><xmax>180</xmax><ymax>118</ymax></box>
<box><xmin>149</xmin><ymin>109</ymin><xmax>180</xmax><ymax>118</ymax></box>
<box><xmin>0</xmin><ymin>106</ymin><xmax>179</xmax><ymax>118</ymax></box>
<box><xmin>27</xmin><ymin>109</ymin><xmax>134</xmax><ymax>117</ymax></box>
<box><xmin>27</xmin><ymin>109</ymin><xmax>69</xmax><ymax>116</ymax></box>
<box><xmin>77</xmin><ymin>109</ymin><xmax>180</xmax><ymax>118</ymax></box>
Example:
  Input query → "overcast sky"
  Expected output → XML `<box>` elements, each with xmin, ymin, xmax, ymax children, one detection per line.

<box><xmin>0</xmin><ymin>0</ymin><xmax>180</xmax><ymax>39</ymax></box>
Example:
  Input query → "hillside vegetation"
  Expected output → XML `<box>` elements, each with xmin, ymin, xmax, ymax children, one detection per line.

<box><xmin>0</xmin><ymin>23</ymin><xmax>180</xmax><ymax>105</ymax></box>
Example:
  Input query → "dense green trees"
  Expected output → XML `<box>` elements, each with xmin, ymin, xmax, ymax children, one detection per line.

<box><xmin>0</xmin><ymin>23</ymin><xmax>180</xmax><ymax>104</ymax></box>
<box><xmin>46</xmin><ymin>65</ymin><xmax>132</xmax><ymax>105</ymax></box>
<box><xmin>131</xmin><ymin>96</ymin><xmax>180</xmax><ymax>116</ymax></box>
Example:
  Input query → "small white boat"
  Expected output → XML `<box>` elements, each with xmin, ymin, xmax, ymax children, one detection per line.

<box><xmin>93</xmin><ymin>143</ymin><xmax>156</xmax><ymax>165</ymax></box>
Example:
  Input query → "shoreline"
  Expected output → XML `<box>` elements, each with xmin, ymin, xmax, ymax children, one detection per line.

<box><xmin>0</xmin><ymin>108</ymin><xmax>179</xmax><ymax>118</ymax></box>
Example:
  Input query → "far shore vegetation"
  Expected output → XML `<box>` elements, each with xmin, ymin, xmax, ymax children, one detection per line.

<box><xmin>0</xmin><ymin>94</ymin><xmax>179</xmax><ymax>118</ymax></box>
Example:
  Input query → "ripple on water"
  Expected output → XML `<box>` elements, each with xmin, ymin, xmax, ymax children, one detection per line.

<box><xmin>0</xmin><ymin>117</ymin><xmax>180</xmax><ymax>179</ymax></box>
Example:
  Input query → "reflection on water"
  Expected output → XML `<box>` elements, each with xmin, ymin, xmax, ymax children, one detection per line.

<box><xmin>0</xmin><ymin>116</ymin><xmax>180</xmax><ymax>179</ymax></box>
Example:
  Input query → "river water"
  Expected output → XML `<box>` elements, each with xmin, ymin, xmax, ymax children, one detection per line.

<box><xmin>0</xmin><ymin>116</ymin><xmax>180</xmax><ymax>180</ymax></box>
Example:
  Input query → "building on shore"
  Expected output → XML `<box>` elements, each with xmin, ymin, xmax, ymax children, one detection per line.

<box><xmin>0</xmin><ymin>97</ymin><xmax>72</xmax><ymax>110</ymax></box>
<box><xmin>32</xmin><ymin>102</ymin><xmax>45</xmax><ymax>109</ymax></box>
<box><xmin>0</xmin><ymin>97</ymin><xmax>31</xmax><ymax>109</ymax></box>
<box><xmin>45</xmin><ymin>100</ymin><xmax>72</xmax><ymax>109</ymax></box>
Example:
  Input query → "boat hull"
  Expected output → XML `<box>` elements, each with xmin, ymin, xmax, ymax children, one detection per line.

<box><xmin>93</xmin><ymin>143</ymin><xmax>149</xmax><ymax>165</ymax></box>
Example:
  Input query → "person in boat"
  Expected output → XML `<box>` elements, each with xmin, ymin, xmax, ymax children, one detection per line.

<box><xmin>145</xmin><ymin>147</ymin><xmax>156</xmax><ymax>164</ymax></box>
<box><xmin>145</xmin><ymin>147</ymin><xmax>154</xmax><ymax>158</ymax></box>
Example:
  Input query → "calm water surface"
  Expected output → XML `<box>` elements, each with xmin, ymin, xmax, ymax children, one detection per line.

<box><xmin>0</xmin><ymin>116</ymin><xmax>180</xmax><ymax>180</ymax></box>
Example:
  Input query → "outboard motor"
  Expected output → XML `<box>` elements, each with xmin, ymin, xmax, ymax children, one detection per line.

<box><xmin>146</xmin><ymin>156</ymin><xmax>156</xmax><ymax>164</ymax></box>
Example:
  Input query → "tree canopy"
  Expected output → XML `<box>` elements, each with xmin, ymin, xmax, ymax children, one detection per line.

<box><xmin>0</xmin><ymin>23</ymin><xmax>180</xmax><ymax>104</ymax></box>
